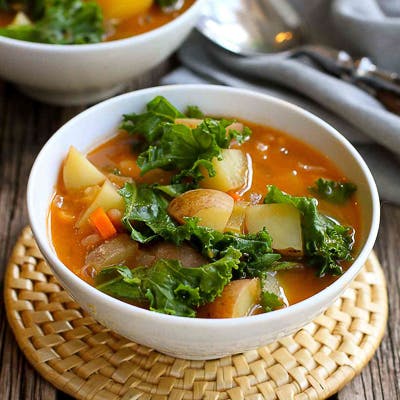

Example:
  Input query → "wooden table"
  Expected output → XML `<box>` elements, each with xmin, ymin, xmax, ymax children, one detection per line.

<box><xmin>0</xmin><ymin>62</ymin><xmax>399</xmax><ymax>400</ymax></box>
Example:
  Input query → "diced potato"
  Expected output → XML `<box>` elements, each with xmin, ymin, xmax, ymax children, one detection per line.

<box><xmin>168</xmin><ymin>189</ymin><xmax>234</xmax><ymax>232</ymax></box>
<box><xmin>149</xmin><ymin>242</ymin><xmax>208</xmax><ymax>268</ymax></box>
<box><xmin>245</xmin><ymin>204</ymin><xmax>303</xmax><ymax>256</ymax></box>
<box><xmin>225</xmin><ymin>201</ymin><xmax>249</xmax><ymax>234</ymax></box>
<box><xmin>85</xmin><ymin>234</ymin><xmax>139</xmax><ymax>273</ymax></box>
<box><xmin>11</xmin><ymin>11</ymin><xmax>32</xmax><ymax>26</ymax></box>
<box><xmin>174</xmin><ymin>120</ymin><xmax>244</xmax><ymax>133</ymax></box>
<box><xmin>175</xmin><ymin>118</ymin><xmax>203</xmax><ymax>129</ymax></box>
<box><xmin>194</xmin><ymin>207</ymin><xmax>232</xmax><ymax>232</ymax></box>
<box><xmin>97</xmin><ymin>0</ymin><xmax>153</xmax><ymax>20</ymax></box>
<box><xmin>226</xmin><ymin>122</ymin><xmax>244</xmax><ymax>133</ymax></box>
<box><xmin>200</xmin><ymin>149</ymin><xmax>248</xmax><ymax>192</ymax></box>
<box><xmin>63</xmin><ymin>146</ymin><xmax>105</xmax><ymax>191</ymax></box>
<box><xmin>78</xmin><ymin>180</ymin><xmax>125</xmax><ymax>227</ymax></box>
<box><xmin>200</xmin><ymin>279</ymin><xmax>261</xmax><ymax>318</ymax></box>
<box><xmin>81</xmin><ymin>185</ymin><xmax>101</xmax><ymax>206</ymax></box>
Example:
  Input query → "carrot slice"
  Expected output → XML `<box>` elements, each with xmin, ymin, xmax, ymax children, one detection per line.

<box><xmin>89</xmin><ymin>207</ymin><xmax>117</xmax><ymax>240</ymax></box>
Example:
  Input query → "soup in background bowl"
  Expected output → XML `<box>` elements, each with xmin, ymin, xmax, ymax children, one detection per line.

<box><xmin>0</xmin><ymin>1</ymin><xmax>203</xmax><ymax>105</ymax></box>
<box><xmin>0</xmin><ymin>0</ymin><xmax>196</xmax><ymax>44</ymax></box>
<box><xmin>28</xmin><ymin>85</ymin><xmax>380</xmax><ymax>359</ymax></box>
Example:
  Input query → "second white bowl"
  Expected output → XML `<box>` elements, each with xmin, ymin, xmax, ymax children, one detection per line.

<box><xmin>0</xmin><ymin>2</ymin><xmax>203</xmax><ymax>105</ymax></box>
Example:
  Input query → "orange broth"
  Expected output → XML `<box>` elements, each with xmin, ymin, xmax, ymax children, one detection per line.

<box><xmin>50</xmin><ymin>120</ymin><xmax>361</xmax><ymax>308</ymax></box>
<box><xmin>104</xmin><ymin>1</ymin><xmax>195</xmax><ymax>41</ymax></box>
<box><xmin>0</xmin><ymin>1</ymin><xmax>195</xmax><ymax>42</ymax></box>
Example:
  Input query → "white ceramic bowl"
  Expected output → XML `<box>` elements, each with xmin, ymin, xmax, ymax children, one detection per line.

<box><xmin>27</xmin><ymin>85</ymin><xmax>380</xmax><ymax>360</ymax></box>
<box><xmin>0</xmin><ymin>2</ymin><xmax>203</xmax><ymax>105</ymax></box>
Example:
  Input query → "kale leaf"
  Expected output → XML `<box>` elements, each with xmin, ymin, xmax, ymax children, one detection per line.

<box><xmin>0</xmin><ymin>24</ymin><xmax>38</xmax><ymax>41</ymax></box>
<box><xmin>137</xmin><ymin>120</ymin><xmax>218</xmax><ymax>183</ymax></box>
<box><xmin>121</xmin><ymin>96</ymin><xmax>185</xmax><ymax>143</ymax></box>
<box><xmin>119</xmin><ymin>182</ymin><xmax>178</xmax><ymax>244</ymax></box>
<box><xmin>186</xmin><ymin>105</ymin><xmax>204</xmax><ymax>119</ymax></box>
<box><xmin>153</xmin><ymin>183</ymin><xmax>190</xmax><ymax>198</ymax></box>
<box><xmin>0</xmin><ymin>0</ymin><xmax>103</xmax><ymax>44</ymax></box>
<box><xmin>308</xmin><ymin>178</ymin><xmax>357</xmax><ymax>204</ymax></box>
<box><xmin>121</xmin><ymin>96</ymin><xmax>251</xmax><ymax>185</ymax></box>
<box><xmin>95</xmin><ymin>265</ymin><xmax>144</xmax><ymax>300</ymax></box>
<box><xmin>95</xmin><ymin>247</ymin><xmax>241</xmax><ymax>317</ymax></box>
<box><xmin>260</xmin><ymin>291</ymin><xmax>283</xmax><ymax>313</ymax></box>
<box><xmin>264</xmin><ymin>185</ymin><xmax>354</xmax><ymax>276</ymax></box>
<box><xmin>137</xmin><ymin>117</ymin><xmax>251</xmax><ymax>184</ymax></box>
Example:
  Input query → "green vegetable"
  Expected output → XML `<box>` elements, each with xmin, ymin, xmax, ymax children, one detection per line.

<box><xmin>244</xmin><ymin>255</ymin><xmax>292</xmax><ymax>277</ymax></box>
<box><xmin>0</xmin><ymin>24</ymin><xmax>37</xmax><ymax>41</ymax></box>
<box><xmin>121</xmin><ymin>96</ymin><xmax>251</xmax><ymax>185</ymax></box>
<box><xmin>186</xmin><ymin>105</ymin><xmax>204</xmax><ymax>119</ymax></box>
<box><xmin>260</xmin><ymin>291</ymin><xmax>283</xmax><ymax>313</ymax></box>
<box><xmin>153</xmin><ymin>183</ymin><xmax>190</xmax><ymax>198</ymax></box>
<box><xmin>95</xmin><ymin>265</ymin><xmax>143</xmax><ymax>300</ymax></box>
<box><xmin>119</xmin><ymin>182</ymin><xmax>178</xmax><ymax>244</ymax></box>
<box><xmin>138</xmin><ymin>117</ymin><xmax>251</xmax><ymax>184</ymax></box>
<box><xmin>264</xmin><ymin>185</ymin><xmax>354</xmax><ymax>276</ymax></box>
<box><xmin>121</xmin><ymin>96</ymin><xmax>185</xmax><ymax>143</ymax></box>
<box><xmin>309</xmin><ymin>178</ymin><xmax>357</xmax><ymax>204</ymax></box>
<box><xmin>96</xmin><ymin>247</ymin><xmax>241</xmax><ymax>317</ymax></box>
<box><xmin>138</xmin><ymin>120</ymin><xmax>218</xmax><ymax>183</ymax></box>
<box><xmin>268</xmin><ymin>261</ymin><xmax>302</xmax><ymax>272</ymax></box>
<box><xmin>0</xmin><ymin>0</ymin><xmax>103</xmax><ymax>44</ymax></box>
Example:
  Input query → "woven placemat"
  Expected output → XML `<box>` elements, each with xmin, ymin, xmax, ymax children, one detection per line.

<box><xmin>4</xmin><ymin>227</ymin><xmax>387</xmax><ymax>400</ymax></box>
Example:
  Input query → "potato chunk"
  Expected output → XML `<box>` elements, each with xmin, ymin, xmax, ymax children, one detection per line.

<box><xmin>200</xmin><ymin>149</ymin><xmax>248</xmax><ymax>192</ymax></box>
<box><xmin>200</xmin><ymin>279</ymin><xmax>261</xmax><ymax>318</ymax></box>
<box><xmin>168</xmin><ymin>189</ymin><xmax>234</xmax><ymax>232</ymax></box>
<box><xmin>175</xmin><ymin>118</ymin><xmax>203</xmax><ymax>129</ymax></box>
<box><xmin>11</xmin><ymin>11</ymin><xmax>32</xmax><ymax>26</ymax></box>
<box><xmin>63</xmin><ymin>146</ymin><xmax>105</xmax><ymax>191</ymax></box>
<box><xmin>245</xmin><ymin>204</ymin><xmax>303</xmax><ymax>257</ymax></box>
<box><xmin>144</xmin><ymin>242</ymin><xmax>208</xmax><ymax>268</ymax></box>
<box><xmin>85</xmin><ymin>234</ymin><xmax>139</xmax><ymax>273</ymax></box>
<box><xmin>226</xmin><ymin>122</ymin><xmax>244</xmax><ymax>134</ymax></box>
<box><xmin>225</xmin><ymin>202</ymin><xmax>249</xmax><ymax>234</ymax></box>
<box><xmin>97</xmin><ymin>0</ymin><xmax>153</xmax><ymax>20</ymax></box>
<box><xmin>78</xmin><ymin>180</ymin><xmax>125</xmax><ymax>227</ymax></box>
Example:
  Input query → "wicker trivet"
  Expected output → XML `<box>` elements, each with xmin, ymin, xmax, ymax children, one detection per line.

<box><xmin>4</xmin><ymin>227</ymin><xmax>387</xmax><ymax>400</ymax></box>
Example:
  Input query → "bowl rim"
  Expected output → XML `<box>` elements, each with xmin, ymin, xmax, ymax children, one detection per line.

<box><xmin>28</xmin><ymin>84</ymin><xmax>380</xmax><ymax>330</ymax></box>
<box><xmin>0</xmin><ymin>0</ymin><xmax>203</xmax><ymax>51</ymax></box>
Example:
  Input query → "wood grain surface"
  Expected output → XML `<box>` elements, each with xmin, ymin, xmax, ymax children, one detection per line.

<box><xmin>0</xmin><ymin>62</ymin><xmax>398</xmax><ymax>400</ymax></box>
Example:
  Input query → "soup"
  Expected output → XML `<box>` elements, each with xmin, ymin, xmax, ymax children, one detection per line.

<box><xmin>50</xmin><ymin>96</ymin><xmax>360</xmax><ymax>318</ymax></box>
<box><xmin>0</xmin><ymin>0</ymin><xmax>195</xmax><ymax>44</ymax></box>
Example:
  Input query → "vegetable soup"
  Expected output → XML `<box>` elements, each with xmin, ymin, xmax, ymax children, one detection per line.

<box><xmin>50</xmin><ymin>96</ymin><xmax>360</xmax><ymax>318</ymax></box>
<box><xmin>0</xmin><ymin>0</ymin><xmax>195</xmax><ymax>44</ymax></box>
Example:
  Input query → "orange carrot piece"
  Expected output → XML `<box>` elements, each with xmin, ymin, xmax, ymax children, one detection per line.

<box><xmin>89</xmin><ymin>207</ymin><xmax>117</xmax><ymax>240</ymax></box>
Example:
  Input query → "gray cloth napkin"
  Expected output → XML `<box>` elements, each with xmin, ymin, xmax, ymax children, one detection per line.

<box><xmin>162</xmin><ymin>0</ymin><xmax>400</xmax><ymax>204</ymax></box>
